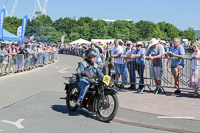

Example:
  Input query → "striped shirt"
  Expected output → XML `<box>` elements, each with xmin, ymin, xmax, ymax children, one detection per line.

<box><xmin>111</xmin><ymin>45</ymin><xmax>123</xmax><ymax>64</ymax></box>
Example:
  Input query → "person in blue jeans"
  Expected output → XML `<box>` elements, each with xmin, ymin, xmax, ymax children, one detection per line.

<box><xmin>122</xmin><ymin>41</ymin><xmax>136</xmax><ymax>89</ymax></box>
<box><xmin>121</xmin><ymin>42</ymin><xmax>128</xmax><ymax>85</ymax></box>
<box><xmin>76</xmin><ymin>48</ymin><xmax>104</xmax><ymax>106</ymax></box>
<box><xmin>123</xmin><ymin>62</ymin><xmax>128</xmax><ymax>84</ymax></box>
<box><xmin>134</xmin><ymin>42</ymin><xmax>146</xmax><ymax>90</ymax></box>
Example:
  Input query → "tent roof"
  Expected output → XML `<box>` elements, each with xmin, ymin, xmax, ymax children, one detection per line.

<box><xmin>18</xmin><ymin>37</ymin><xmax>32</xmax><ymax>43</ymax></box>
<box><xmin>70</xmin><ymin>38</ymin><xmax>90</xmax><ymax>44</ymax></box>
<box><xmin>1</xmin><ymin>29</ymin><xmax>20</xmax><ymax>41</ymax></box>
<box><xmin>91</xmin><ymin>39</ymin><xmax>115</xmax><ymax>44</ymax></box>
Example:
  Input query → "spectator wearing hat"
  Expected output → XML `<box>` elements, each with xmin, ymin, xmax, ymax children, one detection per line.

<box><xmin>122</xmin><ymin>41</ymin><xmax>136</xmax><ymax>89</ymax></box>
<box><xmin>146</xmin><ymin>38</ymin><xmax>164</xmax><ymax>93</ymax></box>
<box><xmin>133</xmin><ymin>42</ymin><xmax>146</xmax><ymax>90</ymax></box>
<box><xmin>111</xmin><ymin>39</ymin><xmax>125</xmax><ymax>88</ymax></box>
<box><xmin>167</xmin><ymin>38</ymin><xmax>185</xmax><ymax>94</ymax></box>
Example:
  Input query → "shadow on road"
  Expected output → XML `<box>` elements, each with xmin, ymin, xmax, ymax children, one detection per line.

<box><xmin>51</xmin><ymin>105</ymin><xmax>97</xmax><ymax>120</ymax></box>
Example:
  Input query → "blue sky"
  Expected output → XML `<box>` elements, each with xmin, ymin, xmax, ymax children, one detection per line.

<box><xmin>0</xmin><ymin>0</ymin><xmax>199</xmax><ymax>30</ymax></box>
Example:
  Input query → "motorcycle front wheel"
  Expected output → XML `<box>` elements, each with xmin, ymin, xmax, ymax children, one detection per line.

<box><xmin>66</xmin><ymin>85</ymin><xmax>80</xmax><ymax>111</ymax></box>
<box><xmin>96</xmin><ymin>91</ymin><xmax>119</xmax><ymax>122</ymax></box>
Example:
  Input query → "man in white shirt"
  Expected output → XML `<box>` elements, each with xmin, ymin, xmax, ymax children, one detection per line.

<box><xmin>111</xmin><ymin>39</ymin><xmax>125</xmax><ymax>87</ymax></box>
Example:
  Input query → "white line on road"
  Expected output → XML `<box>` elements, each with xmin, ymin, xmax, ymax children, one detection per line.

<box><xmin>158</xmin><ymin>116</ymin><xmax>194</xmax><ymax>119</ymax></box>
<box><xmin>58</xmin><ymin>68</ymin><xmax>69</xmax><ymax>74</ymax></box>
<box><xmin>1</xmin><ymin>119</ymin><xmax>24</xmax><ymax>129</ymax></box>
<box><xmin>58</xmin><ymin>66</ymin><xmax>73</xmax><ymax>74</ymax></box>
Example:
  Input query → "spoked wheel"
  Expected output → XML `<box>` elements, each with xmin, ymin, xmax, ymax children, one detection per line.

<box><xmin>66</xmin><ymin>85</ymin><xmax>80</xmax><ymax>111</ymax></box>
<box><xmin>96</xmin><ymin>91</ymin><xmax>119</xmax><ymax>122</ymax></box>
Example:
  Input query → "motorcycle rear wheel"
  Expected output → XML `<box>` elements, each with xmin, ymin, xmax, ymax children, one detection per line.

<box><xmin>96</xmin><ymin>91</ymin><xmax>119</xmax><ymax>122</ymax></box>
<box><xmin>66</xmin><ymin>85</ymin><xmax>80</xmax><ymax>111</ymax></box>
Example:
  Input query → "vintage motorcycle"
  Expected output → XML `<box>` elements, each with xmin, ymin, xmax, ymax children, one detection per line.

<box><xmin>64</xmin><ymin>74</ymin><xmax>119</xmax><ymax>122</ymax></box>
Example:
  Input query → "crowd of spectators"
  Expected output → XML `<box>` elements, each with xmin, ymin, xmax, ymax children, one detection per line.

<box><xmin>2</xmin><ymin>38</ymin><xmax>199</xmax><ymax>97</ymax></box>
<box><xmin>0</xmin><ymin>42</ymin><xmax>59</xmax><ymax>77</ymax></box>
<box><xmin>62</xmin><ymin>38</ymin><xmax>200</xmax><ymax>97</ymax></box>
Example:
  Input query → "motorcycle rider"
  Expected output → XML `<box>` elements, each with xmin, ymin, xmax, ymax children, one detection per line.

<box><xmin>76</xmin><ymin>48</ymin><xmax>104</xmax><ymax>106</ymax></box>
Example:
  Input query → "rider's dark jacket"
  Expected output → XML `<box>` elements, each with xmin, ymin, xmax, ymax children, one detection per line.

<box><xmin>76</xmin><ymin>58</ymin><xmax>104</xmax><ymax>82</ymax></box>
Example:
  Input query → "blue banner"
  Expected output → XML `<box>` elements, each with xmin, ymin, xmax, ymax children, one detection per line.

<box><xmin>0</xmin><ymin>9</ymin><xmax>5</xmax><ymax>40</ymax></box>
<box><xmin>21</xmin><ymin>15</ymin><xmax>28</xmax><ymax>41</ymax></box>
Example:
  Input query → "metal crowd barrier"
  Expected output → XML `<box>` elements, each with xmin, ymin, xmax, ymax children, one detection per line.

<box><xmin>52</xmin><ymin>51</ymin><xmax>56</xmax><ymax>62</ymax></box>
<box><xmin>17</xmin><ymin>54</ymin><xmax>24</xmax><ymax>71</ymax></box>
<box><xmin>47</xmin><ymin>52</ymin><xmax>52</xmax><ymax>64</ymax></box>
<box><xmin>38</xmin><ymin>53</ymin><xmax>43</xmax><ymax>66</ymax></box>
<box><xmin>63</xmin><ymin>47</ymin><xmax>196</xmax><ymax>94</ymax></box>
<box><xmin>64</xmin><ymin>48</ymin><xmax>86</xmax><ymax>57</ymax></box>
<box><xmin>29</xmin><ymin>54</ymin><xmax>34</xmax><ymax>69</ymax></box>
<box><xmin>0</xmin><ymin>51</ymin><xmax>59</xmax><ymax>77</ymax></box>
<box><xmin>158</xmin><ymin>58</ymin><xmax>192</xmax><ymax>90</ymax></box>
<box><xmin>111</xmin><ymin>57</ymin><xmax>196</xmax><ymax>94</ymax></box>
<box><xmin>0</xmin><ymin>56</ymin><xmax>3</xmax><ymax>75</ymax></box>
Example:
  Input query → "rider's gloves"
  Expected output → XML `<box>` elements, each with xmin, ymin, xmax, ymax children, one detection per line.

<box><xmin>85</xmin><ymin>73</ymin><xmax>93</xmax><ymax>78</ymax></box>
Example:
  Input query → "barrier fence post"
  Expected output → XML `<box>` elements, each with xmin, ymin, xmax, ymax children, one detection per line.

<box><xmin>0</xmin><ymin>56</ymin><xmax>2</xmax><ymax>75</ymax></box>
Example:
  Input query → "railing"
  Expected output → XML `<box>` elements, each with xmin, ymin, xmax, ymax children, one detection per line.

<box><xmin>63</xmin><ymin>48</ymin><xmax>197</xmax><ymax>94</ymax></box>
<box><xmin>110</xmin><ymin>57</ymin><xmax>195</xmax><ymax>94</ymax></box>
<box><xmin>63</xmin><ymin>48</ymin><xmax>86</xmax><ymax>57</ymax></box>
<box><xmin>0</xmin><ymin>51</ymin><xmax>59</xmax><ymax>77</ymax></box>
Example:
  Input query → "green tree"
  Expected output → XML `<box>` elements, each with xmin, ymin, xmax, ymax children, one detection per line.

<box><xmin>129</xmin><ymin>23</ymin><xmax>138</xmax><ymax>42</ymax></box>
<box><xmin>183</xmin><ymin>27</ymin><xmax>196</xmax><ymax>42</ymax></box>
<box><xmin>34</xmin><ymin>15</ymin><xmax>53</xmax><ymax>26</ymax></box>
<box><xmin>89</xmin><ymin>20</ymin><xmax>108</xmax><ymax>39</ymax></box>
<box><xmin>112</xmin><ymin>20</ymin><xmax>132</xmax><ymax>41</ymax></box>
<box><xmin>79</xmin><ymin>23</ymin><xmax>90</xmax><ymax>40</ymax></box>
<box><xmin>77</xmin><ymin>17</ymin><xmax>93</xmax><ymax>26</ymax></box>
<box><xmin>4</xmin><ymin>17</ymin><xmax>22</xmax><ymax>35</ymax></box>
<box><xmin>3</xmin><ymin>15</ymin><xmax>196</xmax><ymax>44</ymax></box>
<box><xmin>136</xmin><ymin>20</ymin><xmax>163</xmax><ymax>40</ymax></box>
<box><xmin>158</xmin><ymin>22</ymin><xmax>181</xmax><ymax>40</ymax></box>
<box><xmin>69</xmin><ymin>32</ymin><xmax>80</xmax><ymax>42</ymax></box>
<box><xmin>53</xmin><ymin>17</ymin><xmax>77</xmax><ymax>37</ymax></box>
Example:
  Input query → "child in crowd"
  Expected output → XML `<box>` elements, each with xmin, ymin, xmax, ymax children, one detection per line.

<box><xmin>188</xmin><ymin>42</ymin><xmax>200</xmax><ymax>97</ymax></box>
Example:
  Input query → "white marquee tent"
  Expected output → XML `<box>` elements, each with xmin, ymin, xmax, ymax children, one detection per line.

<box><xmin>70</xmin><ymin>38</ymin><xmax>91</xmax><ymax>44</ymax></box>
<box><xmin>91</xmin><ymin>39</ymin><xmax>115</xmax><ymax>44</ymax></box>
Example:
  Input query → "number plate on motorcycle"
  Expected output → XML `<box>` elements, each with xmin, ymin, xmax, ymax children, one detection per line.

<box><xmin>103</xmin><ymin>75</ymin><xmax>111</xmax><ymax>86</ymax></box>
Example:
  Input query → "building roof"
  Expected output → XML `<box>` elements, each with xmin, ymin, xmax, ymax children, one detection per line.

<box><xmin>195</xmin><ymin>30</ymin><xmax>200</xmax><ymax>37</ymax></box>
